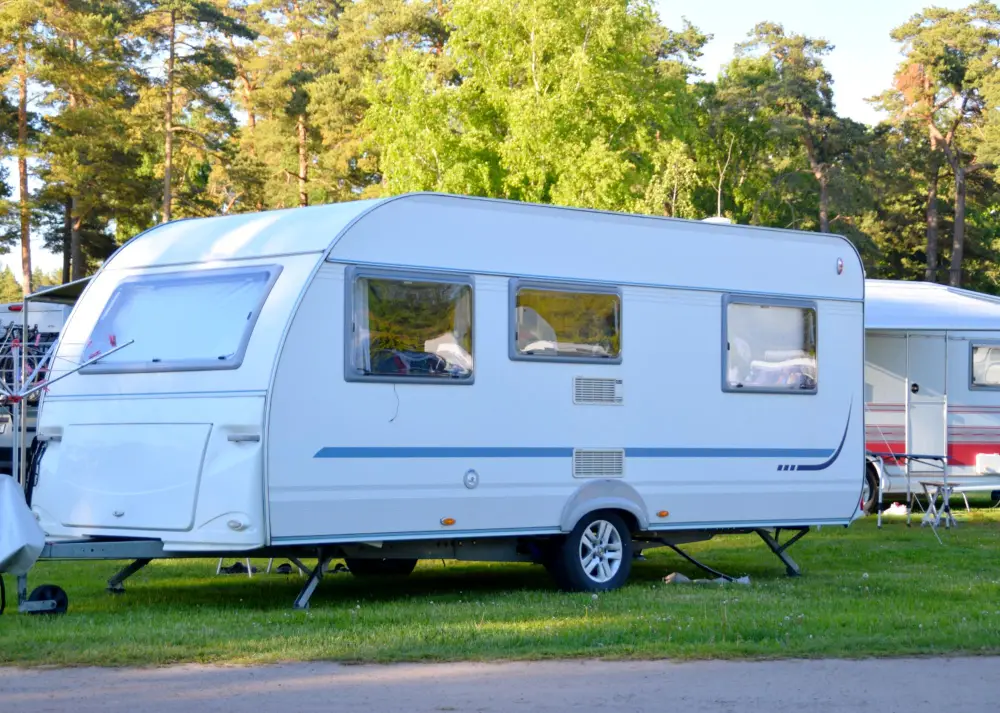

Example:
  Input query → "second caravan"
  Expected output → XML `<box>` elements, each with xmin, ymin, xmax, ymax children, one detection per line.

<box><xmin>865</xmin><ymin>279</ymin><xmax>1000</xmax><ymax>503</ymax></box>
<box><xmin>23</xmin><ymin>193</ymin><xmax>865</xmax><ymax>603</ymax></box>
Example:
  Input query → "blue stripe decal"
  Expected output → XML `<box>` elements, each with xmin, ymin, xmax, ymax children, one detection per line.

<box><xmin>314</xmin><ymin>447</ymin><xmax>573</xmax><ymax>459</ymax></box>
<box><xmin>314</xmin><ymin>446</ymin><xmax>834</xmax><ymax>459</ymax></box>
<box><xmin>626</xmin><ymin>447</ymin><xmax>833</xmax><ymax>459</ymax></box>
<box><xmin>794</xmin><ymin>406</ymin><xmax>852</xmax><ymax>471</ymax></box>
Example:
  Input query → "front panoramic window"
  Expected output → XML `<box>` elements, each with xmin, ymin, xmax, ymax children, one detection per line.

<box><xmin>350</xmin><ymin>274</ymin><xmax>473</xmax><ymax>381</ymax></box>
<box><xmin>83</xmin><ymin>266</ymin><xmax>279</xmax><ymax>373</ymax></box>
<box><xmin>514</xmin><ymin>286</ymin><xmax>621</xmax><ymax>360</ymax></box>
<box><xmin>972</xmin><ymin>344</ymin><xmax>1000</xmax><ymax>387</ymax></box>
<box><xmin>725</xmin><ymin>300</ymin><xmax>818</xmax><ymax>393</ymax></box>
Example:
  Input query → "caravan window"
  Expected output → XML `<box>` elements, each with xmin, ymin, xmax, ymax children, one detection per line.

<box><xmin>971</xmin><ymin>344</ymin><xmax>1000</xmax><ymax>388</ymax></box>
<box><xmin>82</xmin><ymin>265</ymin><xmax>280</xmax><ymax>374</ymax></box>
<box><xmin>724</xmin><ymin>297</ymin><xmax>818</xmax><ymax>393</ymax></box>
<box><xmin>510</xmin><ymin>282</ymin><xmax>621</xmax><ymax>363</ymax></box>
<box><xmin>347</xmin><ymin>270</ymin><xmax>474</xmax><ymax>383</ymax></box>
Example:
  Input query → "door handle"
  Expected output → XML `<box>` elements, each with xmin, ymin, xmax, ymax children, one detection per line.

<box><xmin>227</xmin><ymin>434</ymin><xmax>260</xmax><ymax>443</ymax></box>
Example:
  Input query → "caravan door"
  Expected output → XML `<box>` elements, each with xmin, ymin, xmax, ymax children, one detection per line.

<box><xmin>906</xmin><ymin>333</ymin><xmax>948</xmax><ymax>471</ymax></box>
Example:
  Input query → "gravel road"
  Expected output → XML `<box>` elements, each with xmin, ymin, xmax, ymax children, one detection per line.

<box><xmin>2</xmin><ymin>657</ymin><xmax>996</xmax><ymax>712</ymax></box>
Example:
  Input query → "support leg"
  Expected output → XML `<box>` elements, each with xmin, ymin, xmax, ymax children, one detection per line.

<box><xmin>288</xmin><ymin>556</ymin><xmax>309</xmax><ymax>577</ymax></box>
<box><xmin>876</xmin><ymin>460</ymin><xmax>884</xmax><ymax>529</ymax></box>
<box><xmin>293</xmin><ymin>555</ymin><xmax>332</xmax><ymax>610</ymax></box>
<box><xmin>755</xmin><ymin>528</ymin><xmax>806</xmax><ymax>577</ymax></box>
<box><xmin>15</xmin><ymin>572</ymin><xmax>54</xmax><ymax>613</ymax></box>
<box><xmin>107</xmin><ymin>558</ymin><xmax>152</xmax><ymax>593</ymax></box>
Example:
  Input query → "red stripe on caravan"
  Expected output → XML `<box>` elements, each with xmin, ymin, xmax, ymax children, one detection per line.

<box><xmin>865</xmin><ymin>442</ymin><xmax>906</xmax><ymax>464</ymax></box>
<box><xmin>948</xmin><ymin>443</ymin><xmax>1000</xmax><ymax>467</ymax></box>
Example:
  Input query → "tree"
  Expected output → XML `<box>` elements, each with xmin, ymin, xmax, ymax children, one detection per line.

<box><xmin>135</xmin><ymin>0</ymin><xmax>255</xmax><ymax>222</ymax></box>
<box><xmin>364</xmin><ymin>0</ymin><xmax>706</xmax><ymax>212</ymax></box>
<box><xmin>0</xmin><ymin>0</ymin><xmax>42</xmax><ymax>293</ymax></box>
<box><xmin>0</xmin><ymin>266</ymin><xmax>23</xmax><ymax>302</ymax></box>
<box><xmin>694</xmin><ymin>56</ymin><xmax>774</xmax><ymax>219</ymax></box>
<box><xmin>739</xmin><ymin>23</ymin><xmax>868</xmax><ymax>234</ymax></box>
<box><xmin>38</xmin><ymin>0</ymin><xmax>154</xmax><ymax>280</ymax></box>
<box><xmin>886</xmin><ymin>2</ymin><xmax>1000</xmax><ymax>286</ymax></box>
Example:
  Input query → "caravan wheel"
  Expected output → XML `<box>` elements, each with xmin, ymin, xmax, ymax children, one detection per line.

<box><xmin>550</xmin><ymin>511</ymin><xmax>633</xmax><ymax>592</ymax></box>
<box><xmin>344</xmin><ymin>558</ymin><xmax>418</xmax><ymax>577</ymax></box>
<box><xmin>862</xmin><ymin>463</ymin><xmax>879</xmax><ymax>514</ymax></box>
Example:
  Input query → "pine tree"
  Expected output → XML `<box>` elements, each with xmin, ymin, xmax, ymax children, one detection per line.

<box><xmin>0</xmin><ymin>0</ymin><xmax>42</xmax><ymax>294</ymax></box>
<box><xmin>38</xmin><ymin>0</ymin><xmax>153</xmax><ymax>280</ymax></box>
<box><xmin>134</xmin><ymin>0</ymin><xmax>255</xmax><ymax>222</ymax></box>
<box><xmin>0</xmin><ymin>265</ymin><xmax>23</xmax><ymax>302</ymax></box>
<box><xmin>253</xmin><ymin>0</ymin><xmax>344</xmax><ymax>208</ymax></box>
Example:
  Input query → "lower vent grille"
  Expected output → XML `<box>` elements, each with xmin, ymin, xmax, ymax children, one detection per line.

<box><xmin>573</xmin><ymin>449</ymin><xmax>625</xmax><ymax>478</ymax></box>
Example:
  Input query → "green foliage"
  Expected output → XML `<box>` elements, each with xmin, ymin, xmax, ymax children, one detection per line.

<box><xmin>0</xmin><ymin>265</ymin><xmax>22</xmax><ymax>301</ymax></box>
<box><xmin>6</xmin><ymin>0</ymin><xmax>1000</xmax><ymax>296</ymax></box>
<box><xmin>365</xmin><ymin>0</ymin><xmax>706</xmax><ymax>213</ymax></box>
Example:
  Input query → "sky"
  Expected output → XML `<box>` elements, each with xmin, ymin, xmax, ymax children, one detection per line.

<box><xmin>2</xmin><ymin>0</ymin><xmax>973</xmax><ymax>284</ymax></box>
<box><xmin>655</xmin><ymin>0</ymin><xmax>968</xmax><ymax>124</ymax></box>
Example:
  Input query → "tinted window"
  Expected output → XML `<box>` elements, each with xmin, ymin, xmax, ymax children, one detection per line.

<box><xmin>726</xmin><ymin>301</ymin><xmax>817</xmax><ymax>392</ymax></box>
<box><xmin>514</xmin><ymin>287</ymin><xmax>620</xmax><ymax>360</ymax></box>
<box><xmin>350</xmin><ymin>276</ymin><xmax>473</xmax><ymax>380</ymax></box>
<box><xmin>972</xmin><ymin>345</ymin><xmax>1000</xmax><ymax>387</ymax></box>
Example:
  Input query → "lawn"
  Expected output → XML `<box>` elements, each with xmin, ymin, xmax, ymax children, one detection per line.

<box><xmin>1</xmin><ymin>503</ymin><xmax>999</xmax><ymax>667</ymax></box>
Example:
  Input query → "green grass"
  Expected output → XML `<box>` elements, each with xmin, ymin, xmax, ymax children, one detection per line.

<box><xmin>2</xmin><ymin>502</ymin><xmax>999</xmax><ymax>667</ymax></box>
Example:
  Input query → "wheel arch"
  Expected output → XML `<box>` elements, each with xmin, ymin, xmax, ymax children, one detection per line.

<box><xmin>559</xmin><ymin>480</ymin><xmax>649</xmax><ymax>533</ymax></box>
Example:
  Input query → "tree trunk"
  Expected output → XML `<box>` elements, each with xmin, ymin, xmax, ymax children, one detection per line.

<box><xmin>949</xmin><ymin>165</ymin><xmax>967</xmax><ymax>287</ymax></box>
<box><xmin>924</xmin><ymin>159</ymin><xmax>940</xmax><ymax>282</ymax></box>
<box><xmin>817</xmin><ymin>174</ymin><xmax>830</xmax><ymax>233</ymax></box>
<box><xmin>17</xmin><ymin>38</ymin><xmax>32</xmax><ymax>296</ymax></box>
<box><xmin>801</xmin><ymin>130</ymin><xmax>830</xmax><ymax>233</ymax></box>
<box><xmin>70</xmin><ymin>198</ymin><xmax>85</xmax><ymax>281</ymax></box>
<box><xmin>161</xmin><ymin>10</ymin><xmax>176</xmax><ymax>223</ymax></box>
<box><xmin>62</xmin><ymin>199</ymin><xmax>71</xmax><ymax>284</ymax></box>
<box><xmin>297</xmin><ymin>113</ymin><xmax>308</xmax><ymax>207</ymax></box>
<box><xmin>67</xmin><ymin>85</ymin><xmax>83</xmax><ymax>281</ymax></box>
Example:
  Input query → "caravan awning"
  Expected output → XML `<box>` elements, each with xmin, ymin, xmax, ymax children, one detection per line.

<box><xmin>865</xmin><ymin>279</ymin><xmax>1000</xmax><ymax>331</ymax></box>
<box><xmin>25</xmin><ymin>277</ymin><xmax>91</xmax><ymax>305</ymax></box>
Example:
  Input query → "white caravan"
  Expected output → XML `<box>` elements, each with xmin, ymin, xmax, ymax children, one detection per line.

<box><xmin>865</xmin><ymin>279</ymin><xmax>1000</xmax><ymax>502</ymax></box>
<box><xmin>20</xmin><ymin>193</ymin><xmax>865</xmax><ymax>609</ymax></box>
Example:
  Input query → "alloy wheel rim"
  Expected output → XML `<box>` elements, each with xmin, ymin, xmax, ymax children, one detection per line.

<box><xmin>579</xmin><ymin>520</ymin><xmax>623</xmax><ymax>583</ymax></box>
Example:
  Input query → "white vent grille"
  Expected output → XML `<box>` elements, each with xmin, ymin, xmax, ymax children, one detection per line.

<box><xmin>573</xmin><ymin>449</ymin><xmax>625</xmax><ymax>478</ymax></box>
<box><xmin>573</xmin><ymin>377</ymin><xmax>623</xmax><ymax>405</ymax></box>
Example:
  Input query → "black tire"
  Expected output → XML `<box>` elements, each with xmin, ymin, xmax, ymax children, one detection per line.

<box><xmin>344</xmin><ymin>558</ymin><xmax>418</xmax><ymax>577</ymax></box>
<box><xmin>27</xmin><ymin>584</ymin><xmax>69</xmax><ymax>615</ymax></box>
<box><xmin>862</xmin><ymin>463</ymin><xmax>879</xmax><ymax>514</ymax></box>
<box><xmin>549</xmin><ymin>511</ymin><xmax>633</xmax><ymax>592</ymax></box>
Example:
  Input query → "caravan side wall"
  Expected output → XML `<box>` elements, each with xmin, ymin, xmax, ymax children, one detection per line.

<box><xmin>266</xmin><ymin>195</ymin><xmax>866</xmax><ymax>545</ymax></box>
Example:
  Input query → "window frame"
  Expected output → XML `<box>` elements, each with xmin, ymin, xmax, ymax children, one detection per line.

<box><xmin>343</xmin><ymin>265</ymin><xmax>476</xmax><ymax>385</ymax></box>
<box><xmin>969</xmin><ymin>340</ymin><xmax>1000</xmax><ymax>390</ymax></box>
<box><xmin>80</xmin><ymin>264</ymin><xmax>283</xmax><ymax>375</ymax></box>
<box><xmin>508</xmin><ymin>279</ymin><xmax>623</xmax><ymax>365</ymax></box>
<box><xmin>721</xmin><ymin>293</ymin><xmax>819</xmax><ymax>395</ymax></box>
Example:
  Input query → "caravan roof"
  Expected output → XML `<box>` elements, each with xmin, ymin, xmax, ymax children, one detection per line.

<box><xmin>101</xmin><ymin>193</ymin><xmax>862</xmax><ymax>302</ymax></box>
<box><xmin>865</xmin><ymin>279</ymin><xmax>1000</xmax><ymax>331</ymax></box>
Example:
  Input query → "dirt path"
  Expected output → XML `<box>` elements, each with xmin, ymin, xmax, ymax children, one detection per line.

<box><xmin>2</xmin><ymin>657</ymin><xmax>996</xmax><ymax>712</ymax></box>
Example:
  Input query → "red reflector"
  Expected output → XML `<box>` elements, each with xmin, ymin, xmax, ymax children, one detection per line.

<box><xmin>8</xmin><ymin>305</ymin><xmax>22</xmax><ymax>311</ymax></box>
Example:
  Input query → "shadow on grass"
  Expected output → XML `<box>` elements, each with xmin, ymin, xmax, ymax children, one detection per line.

<box><xmin>87</xmin><ymin>546</ymin><xmax>804</xmax><ymax>613</ymax></box>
